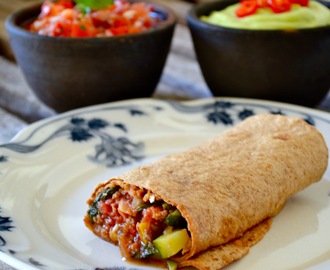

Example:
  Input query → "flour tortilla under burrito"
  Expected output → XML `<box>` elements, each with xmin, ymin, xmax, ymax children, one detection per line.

<box><xmin>84</xmin><ymin>114</ymin><xmax>328</xmax><ymax>269</ymax></box>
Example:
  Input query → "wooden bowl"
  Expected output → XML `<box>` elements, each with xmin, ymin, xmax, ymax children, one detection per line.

<box><xmin>6</xmin><ymin>1</ymin><xmax>176</xmax><ymax>112</ymax></box>
<box><xmin>187</xmin><ymin>0</ymin><xmax>330</xmax><ymax>107</ymax></box>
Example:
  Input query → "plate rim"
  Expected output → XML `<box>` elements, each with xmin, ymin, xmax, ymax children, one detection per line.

<box><xmin>3</xmin><ymin>97</ymin><xmax>330</xmax><ymax>146</ymax></box>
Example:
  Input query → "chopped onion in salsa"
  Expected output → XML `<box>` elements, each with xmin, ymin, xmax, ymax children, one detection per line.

<box><xmin>28</xmin><ymin>0</ymin><xmax>162</xmax><ymax>37</ymax></box>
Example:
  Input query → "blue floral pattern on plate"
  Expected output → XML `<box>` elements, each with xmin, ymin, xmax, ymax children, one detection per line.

<box><xmin>0</xmin><ymin>209</ymin><xmax>14</xmax><ymax>249</ymax></box>
<box><xmin>1</xmin><ymin>117</ymin><xmax>144</xmax><ymax>168</ymax></box>
<box><xmin>0</xmin><ymin>98</ymin><xmax>330</xmax><ymax>270</ymax></box>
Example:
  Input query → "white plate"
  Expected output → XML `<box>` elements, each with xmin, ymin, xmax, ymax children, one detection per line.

<box><xmin>0</xmin><ymin>98</ymin><xmax>330</xmax><ymax>270</ymax></box>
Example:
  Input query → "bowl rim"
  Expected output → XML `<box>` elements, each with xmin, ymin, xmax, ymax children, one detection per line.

<box><xmin>5</xmin><ymin>0</ymin><xmax>177</xmax><ymax>41</ymax></box>
<box><xmin>186</xmin><ymin>0</ymin><xmax>330</xmax><ymax>33</ymax></box>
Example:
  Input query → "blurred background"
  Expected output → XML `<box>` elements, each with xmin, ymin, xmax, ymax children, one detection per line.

<box><xmin>0</xmin><ymin>0</ymin><xmax>40</xmax><ymax>60</ymax></box>
<box><xmin>0</xmin><ymin>0</ymin><xmax>203</xmax><ymax>60</ymax></box>
<box><xmin>0</xmin><ymin>0</ymin><xmax>329</xmax><ymax>145</ymax></box>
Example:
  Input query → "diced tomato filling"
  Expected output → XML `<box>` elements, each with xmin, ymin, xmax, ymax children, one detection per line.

<box><xmin>28</xmin><ymin>0</ymin><xmax>162</xmax><ymax>37</ymax></box>
<box><xmin>89</xmin><ymin>186</ymin><xmax>180</xmax><ymax>259</ymax></box>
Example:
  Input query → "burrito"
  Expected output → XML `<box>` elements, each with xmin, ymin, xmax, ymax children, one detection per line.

<box><xmin>84</xmin><ymin>114</ymin><xmax>328</xmax><ymax>269</ymax></box>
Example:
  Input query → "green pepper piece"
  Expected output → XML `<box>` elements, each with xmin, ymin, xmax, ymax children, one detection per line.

<box><xmin>165</xmin><ymin>210</ymin><xmax>187</xmax><ymax>228</ymax></box>
<box><xmin>162</xmin><ymin>202</ymin><xmax>172</xmax><ymax>210</ymax></box>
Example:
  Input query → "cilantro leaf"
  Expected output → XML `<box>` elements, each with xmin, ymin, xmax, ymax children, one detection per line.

<box><xmin>74</xmin><ymin>0</ymin><xmax>114</xmax><ymax>10</ymax></box>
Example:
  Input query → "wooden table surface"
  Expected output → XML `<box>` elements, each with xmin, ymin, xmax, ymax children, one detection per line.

<box><xmin>0</xmin><ymin>0</ymin><xmax>329</xmax><ymax>269</ymax></box>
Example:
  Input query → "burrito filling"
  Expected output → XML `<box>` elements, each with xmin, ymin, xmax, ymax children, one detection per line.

<box><xmin>85</xmin><ymin>183</ymin><xmax>190</xmax><ymax>261</ymax></box>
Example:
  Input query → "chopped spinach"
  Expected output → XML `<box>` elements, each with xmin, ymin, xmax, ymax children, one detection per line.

<box><xmin>88</xmin><ymin>186</ymin><xmax>120</xmax><ymax>222</ymax></box>
<box><xmin>96</xmin><ymin>186</ymin><xmax>119</xmax><ymax>201</ymax></box>
<box><xmin>136</xmin><ymin>202</ymin><xmax>153</xmax><ymax>211</ymax></box>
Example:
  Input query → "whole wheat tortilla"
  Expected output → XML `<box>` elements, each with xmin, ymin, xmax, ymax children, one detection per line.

<box><xmin>85</xmin><ymin>114</ymin><xmax>328</xmax><ymax>269</ymax></box>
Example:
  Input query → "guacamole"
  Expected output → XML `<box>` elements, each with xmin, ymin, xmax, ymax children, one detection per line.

<box><xmin>201</xmin><ymin>0</ymin><xmax>330</xmax><ymax>30</ymax></box>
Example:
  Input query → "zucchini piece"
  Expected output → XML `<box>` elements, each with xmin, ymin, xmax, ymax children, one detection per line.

<box><xmin>167</xmin><ymin>260</ymin><xmax>178</xmax><ymax>270</ymax></box>
<box><xmin>153</xmin><ymin>229</ymin><xmax>189</xmax><ymax>259</ymax></box>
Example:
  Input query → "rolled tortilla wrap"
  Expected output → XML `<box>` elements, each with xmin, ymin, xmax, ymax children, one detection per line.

<box><xmin>84</xmin><ymin>114</ymin><xmax>328</xmax><ymax>269</ymax></box>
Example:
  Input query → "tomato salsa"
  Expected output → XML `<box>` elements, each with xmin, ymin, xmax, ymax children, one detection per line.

<box><xmin>28</xmin><ymin>0</ymin><xmax>162</xmax><ymax>37</ymax></box>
